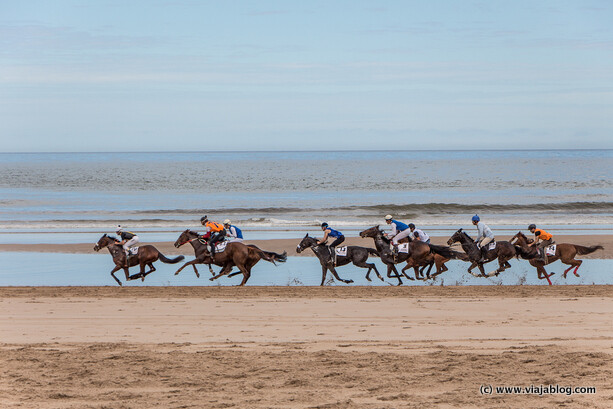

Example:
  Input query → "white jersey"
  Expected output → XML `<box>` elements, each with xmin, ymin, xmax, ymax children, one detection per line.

<box><xmin>412</xmin><ymin>229</ymin><xmax>430</xmax><ymax>242</ymax></box>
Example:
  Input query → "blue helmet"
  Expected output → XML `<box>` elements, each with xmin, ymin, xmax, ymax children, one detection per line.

<box><xmin>471</xmin><ymin>214</ymin><xmax>480</xmax><ymax>222</ymax></box>
<box><xmin>321</xmin><ymin>222</ymin><xmax>329</xmax><ymax>228</ymax></box>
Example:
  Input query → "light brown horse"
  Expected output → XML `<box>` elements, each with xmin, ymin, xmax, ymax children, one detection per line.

<box><xmin>511</xmin><ymin>231</ymin><xmax>603</xmax><ymax>281</ymax></box>
<box><xmin>173</xmin><ymin>230</ymin><xmax>287</xmax><ymax>286</ymax></box>
<box><xmin>94</xmin><ymin>234</ymin><xmax>185</xmax><ymax>286</ymax></box>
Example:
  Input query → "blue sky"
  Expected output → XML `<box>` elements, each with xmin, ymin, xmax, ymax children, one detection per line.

<box><xmin>1</xmin><ymin>0</ymin><xmax>612</xmax><ymax>151</ymax></box>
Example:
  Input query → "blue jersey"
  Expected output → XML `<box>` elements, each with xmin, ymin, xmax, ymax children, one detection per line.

<box><xmin>392</xmin><ymin>220</ymin><xmax>409</xmax><ymax>232</ymax></box>
<box><xmin>231</xmin><ymin>225</ymin><xmax>243</xmax><ymax>239</ymax></box>
<box><xmin>326</xmin><ymin>228</ymin><xmax>343</xmax><ymax>238</ymax></box>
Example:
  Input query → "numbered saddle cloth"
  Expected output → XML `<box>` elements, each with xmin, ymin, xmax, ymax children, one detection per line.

<box><xmin>397</xmin><ymin>243</ymin><xmax>410</xmax><ymax>253</ymax></box>
<box><xmin>335</xmin><ymin>246</ymin><xmax>348</xmax><ymax>257</ymax></box>
<box><xmin>128</xmin><ymin>247</ymin><xmax>139</xmax><ymax>255</ymax></box>
<box><xmin>487</xmin><ymin>241</ymin><xmax>497</xmax><ymax>250</ymax></box>
<box><xmin>545</xmin><ymin>244</ymin><xmax>556</xmax><ymax>256</ymax></box>
<box><xmin>214</xmin><ymin>241</ymin><xmax>228</xmax><ymax>253</ymax></box>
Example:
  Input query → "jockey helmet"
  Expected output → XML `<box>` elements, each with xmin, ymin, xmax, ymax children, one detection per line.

<box><xmin>321</xmin><ymin>222</ymin><xmax>329</xmax><ymax>228</ymax></box>
<box><xmin>472</xmin><ymin>214</ymin><xmax>480</xmax><ymax>222</ymax></box>
<box><xmin>223</xmin><ymin>219</ymin><xmax>231</xmax><ymax>225</ymax></box>
<box><xmin>200</xmin><ymin>216</ymin><xmax>208</xmax><ymax>223</ymax></box>
<box><xmin>408</xmin><ymin>223</ymin><xmax>415</xmax><ymax>229</ymax></box>
<box><xmin>385</xmin><ymin>215</ymin><xmax>393</xmax><ymax>220</ymax></box>
<box><xmin>116</xmin><ymin>225</ymin><xmax>123</xmax><ymax>233</ymax></box>
<box><xmin>528</xmin><ymin>224</ymin><xmax>536</xmax><ymax>230</ymax></box>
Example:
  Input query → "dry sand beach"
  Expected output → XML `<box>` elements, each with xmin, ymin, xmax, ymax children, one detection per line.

<box><xmin>2</xmin><ymin>286</ymin><xmax>613</xmax><ymax>408</ymax></box>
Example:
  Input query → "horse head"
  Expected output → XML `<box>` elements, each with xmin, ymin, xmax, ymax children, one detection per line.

<box><xmin>447</xmin><ymin>229</ymin><xmax>462</xmax><ymax>246</ymax></box>
<box><xmin>174</xmin><ymin>229</ymin><xmax>197</xmax><ymax>248</ymax></box>
<box><xmin>296</xmin><ymin>234</ymin><xmax>317</xmax><ymax>253</ymax></box>
<box><xmin>359</xmin><ymin>225</ymin><xmax>381</xmax><ymax>238</ymax></box>
<box><xmin>94</xmin><ymin>234</ymin><xmax>112</xmax><ymax>252</ymax></box>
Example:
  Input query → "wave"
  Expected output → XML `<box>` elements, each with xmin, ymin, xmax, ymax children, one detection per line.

<box><xmin>134</xmin><ymin>202</ymin><xmax>613</xmax><ymax>216</ymax></box>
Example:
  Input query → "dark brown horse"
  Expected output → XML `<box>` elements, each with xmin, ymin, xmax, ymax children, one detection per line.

<box><xmin>173</xmin><ymin>230</ymin><xmax>287</xmax><ymax>286</ymax></box>
<box><xmin>359</xmin><ymin>225</ymin><xmax>462</xmax><ymax>285</ymax></box>
<box><xmin>447</xmin><ymin>229</ymin><xmax>517</xmax><ymax>278</ymax></box>
<box><xmin>94</xmin><ymin>234</ymin><xmax>185</xmax><ymax>286</ymax></box>
<box><xmin>296</xmin><ymin>234</ymin><xmax>383</xmax><ymax>285</ymax></box>
<box><xmin>510</xmin><ymin>231</ymin><xmax>603</xmax><ymax>281</ymax></box>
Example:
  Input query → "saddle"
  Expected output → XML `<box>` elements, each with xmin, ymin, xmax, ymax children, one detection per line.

<box><xmin>390</xmin><ymin>243</ymin><xmax>410</xmax><ymax>253</ymax></box>
<box><xmin>487</xmin><ymin>241</ymin><xmax>497</xmax><ymax>251</ymax></box>
<box><xmin>127</xmin><ymin>247</ymin><xmax>139</xmax><ymax>255</ymax></box>
<box><xmin>207</xmin><ymin>241</ymin><xmax>229</xmax><ymax>254</ymax></box>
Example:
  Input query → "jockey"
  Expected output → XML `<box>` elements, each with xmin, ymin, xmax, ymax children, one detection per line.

<box><xmin>528</xmin><ymin>224</ymin><xmax>554</xmax><ymax>261</ymax></box>
<box><xmin>223</xmin><ymin>219</ymin><xmax>243</xmax><ymax>242</ymax></box>
<box><xmin>384</xmin><ymin>215</ymin><xmax>411</xmax><ymax>252</ymax></box>
<box><xmin>200</xmin><ymin>216</ymin><xmax>226</xmax><ymax>257</ymax></box>
<box><xmin>318</xmin><ymin>222</ymin><xmax>345</xmax><ymax>250</ymax></box>
<box><xmin>409</xmin><ymin>223</ymin><xmax>430</xmax><ymax>244</ymax></box>
<box><xmin>115</xmin><ymin>225</ymin><xmax>139</xmax><ymax>265</ymax></box>
<box><xmin>471</xmin><ymin>215</ymin><xmax>494</xmax><ymax>263</ymax></box>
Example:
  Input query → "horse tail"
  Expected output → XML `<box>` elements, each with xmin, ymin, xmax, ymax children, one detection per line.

<box><xmin>514</xmin><ymin>245</ymin><xmax>535</xmax><ymax>259</ymax></box>
<box><xmin>429</xmin><ymin>244</ymin><xmax>465</xmax><ymax>260</ymax></box>
<box><xmin>248</xmin><ymin>245</ymin><xmax>287</xmax><ymax>264</ymax></box>
<box><xmin>367</xmin><ymin>248</ymin><xmax>380</xmax><ymax>257</ymax></box>
<box><xmin>158</xmin><ymin>253</ymin><xmax>186</xmax><ymax>264</ymax></box>
<box><xmin>574</xmin><ymin>244</ymin><xmax>604</xmax><ymax>255</ymax></box>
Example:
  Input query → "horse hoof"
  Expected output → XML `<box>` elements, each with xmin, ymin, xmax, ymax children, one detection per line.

<box><xmin>209</xmin><ymin>277</ymin><xmax>215</xmax><ymax>281</ymax></box>
<box><xmin>346</xmin><ymin>280</ymin><xmax>354</xmax><ymax>284</ymax></box>
<box><xmin>366</xmin><ymin>277</ymin><xmax>372</xmax><ymax>282</ymax></box>
<box><xmin>550</xmin><ymin>272</ymin><xmax>556</xmax><ymax>277</ymax></box>
<box><xmin>196</xmin><ymin>274</ymin><xmax>200</xmax><ymax>278</ymax></box>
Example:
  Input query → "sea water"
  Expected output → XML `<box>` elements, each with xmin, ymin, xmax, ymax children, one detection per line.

<box><xmin>1</xmin><ymin>150</ymin><xmax>612</xmax><ymax>236</ymax></box>
<box><xmin>0</xmin><ymin>253</ymin><xmax>611</xmax><ymax>287</ymax></box>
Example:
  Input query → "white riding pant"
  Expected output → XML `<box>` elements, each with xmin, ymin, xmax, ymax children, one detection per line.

<box><xmin>123</xmin><ymin>236</ymin><xmax>140</xmax><ymax>253</ymax></box>
<box><xmin>478</xmin><ymin>236</ymin><xmax>493</xmax><ymax>249</ymax></box>
<box><xmin>392</xmin><ymin>229</ymin><xmax>412</xmax><ymax>245</ymax></box>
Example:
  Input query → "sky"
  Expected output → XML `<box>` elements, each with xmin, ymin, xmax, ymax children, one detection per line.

<box><xmin>0</xmin><ymin>0</ymin><xmax>612</xmax><ymax>151</ymax></box>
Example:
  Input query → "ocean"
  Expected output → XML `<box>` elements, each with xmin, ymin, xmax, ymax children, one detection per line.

<box><xmin>1</xmin><ymin>150</ymin><xmax>611</xmax><ymax>240</ymax></box>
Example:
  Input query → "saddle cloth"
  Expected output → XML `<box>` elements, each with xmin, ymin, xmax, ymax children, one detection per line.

<box><xmin>128</xmin><ymin>247</ymin><xmax>139</xmax><ymax>255</ymax></box>
<box><xmin>214</xmin><ymin>241</ymin><xmax>228</xmax><ymax>253</ymax></box>
<box><xmin>545</xmin><ymin>244</ymin><xmax>556</xmax><ymax>256</ymax></box>
<box><xmin>397</xmin><ymin>243</ymin><xmax>410</xmax><ymax>253</ymax></box>
<box><xmin>335</xmin><ymin>246</ymin><xmax>348</xmax><ymax>257</ymax></box>
<box><xmin>487</xmin><ymin>241</ymin><xmax>497</xmax><ymax>250</ymax></box>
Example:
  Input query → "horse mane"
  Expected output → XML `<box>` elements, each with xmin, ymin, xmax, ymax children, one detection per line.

<box><xmin>106</xmin><ymin>235</ymin><xmax>118</xmax><ymax>241</ymax></box>
<box><xmin>461</xmin><ymin>230</ymin><xmax>474</xmax><ymax>242</ymax></box>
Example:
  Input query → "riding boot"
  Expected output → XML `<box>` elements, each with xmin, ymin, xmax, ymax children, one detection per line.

<box><xmin>478</xmin><ymin>247</ymin><xmax>487</xmax><ymax>264</ymax></box>
<box><xmin>537</xmin><ymin>248</ymin><xmax>545</xmax><ymax>262</ymax></box>
<box><xmin>125</xmin><ymin>253</ymin><xmax>130</xmax><ymax>267</ymax></box>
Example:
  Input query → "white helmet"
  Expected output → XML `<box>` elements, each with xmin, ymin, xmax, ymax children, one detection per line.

<box><xmin>115</xmin><ymin>225</ymin><xmax>123</xmax><ymax>233</ymax></box>
<box><xmin>385</xmin><ymin>215</ymin><xmax>393</xmax><ymax>220</ymax></box>
<box><xmin>223</xmin><ymin>219</ymin><xmax>231</xmax><ymax>225</ymax></box>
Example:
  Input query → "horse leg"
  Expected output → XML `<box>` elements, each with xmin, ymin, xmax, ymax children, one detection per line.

<box><xmin>140</xmin><ymin>263</ymin><xmax>156</xmax><ymax>282</ymax></box>
<box><xmin>488</xmin><ymin>257</ymin><xmax>507</xmax><ymax>277</ymax></box>
<box><xmin>328</xmin><ymin>266</ymin><xmax>353</xmax><ymax>284</ymax></box>
<box><xmin>536</xmin><ymin>265</ymin><xmax>553</xmax><ymax>285</ymax></box>
<box><xmin>110</xmin><ymin>265</ymin><xmax>123</xmax><ymax>286</ymax></box>
<box><xmin>209</xmin><ymin>262</ymin><xmax>234</xmax><ymax>281</ymax></box>
<box><xmin>430</xmin><ymin>258</ymin><xmax>448</xmax><ymax>278</ymax></box>
<box><xmin>562</xmin><ymin>258</ymin><xmax>582</xmax><ymax>278</ymax></box>
<box><xmin>192</xmin><ymin>264</ymin><xmax>200</xmax><ymax>278</ymax></box>
<box><xmin>385</xmin><ymin>264</ymin><xmax>403</xmax><ymax>285</ymax></box>
<box><xmin>353</xmin><ymin>259</ymin><xmax>377</xmax><ymax>282</ymax></box>
<box><xmin>573</xmin><ymin>259</ymin><xmax>583</xmax><ymax>277</ymax></box>
<box><xmin>320</xmin><ymin>265</ymin><xmax>328</xmax><ymax>286</ymax></box>
<box><xmin>237</xmin><ymin>265</ymin><xmax>251</xmax><ymax>286</ymax></box>
<box><xmin>208</xmin><ymin>264</ymin><xmax>215</xmax><ymax>275</ymax></box>
<box><xmin>562</xmin><ymin>264</ymin><xmax>574</xmax><ymax>279</ymax></box>
<box><xmin>467</xmin><ymin>262</ymin><xmax>481</xmax><ymax>277</ymax></box>
<box><xmin>175</xmin><ymin>259</ymin><xmax>200</xmax><ymax>277</ymax></box>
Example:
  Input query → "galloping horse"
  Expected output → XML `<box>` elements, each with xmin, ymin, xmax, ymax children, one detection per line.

<box><xmin>360</xmin><ymin>225</ymin><xmax>462</xmax><ymax>285</ymax></box>
<box><xmin>510</xmin><ymin>231</ymin><xmax>603</xmax><ymax>281</ymax></box>
<box><xmin>173</xmin><ymin>230</ymin><xmax>287</xmax><ymax>286</ymax></box>
<box><xmin>296</xmin><ymin>234</ymin><xmax>383</xmax><ymax>286</ymax></box>
<box><xmin>94</xmin><ymin>234</ymin><xmax>185</xmax><ymax>286</ymax></box>
<box><xmin>447</xmin><ymin>229</ymin><xmax>516</xmax><ymax>278</ymax></box>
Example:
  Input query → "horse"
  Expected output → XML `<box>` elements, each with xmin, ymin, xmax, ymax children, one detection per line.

<box><xmin>93</xmin><ymin>234</ymin><xmax>185</xmax><ymax>286</ymax></box>
<box><xmin>447</xmin><ymin>229</ymin><xmax>516</xmax><ymax>278</ymax></box>
<box><xmin>296</xmin><ymin>234</ymin><xmax>383</xmax><ymax>286</ymax></box>
<box><xmin>173</xmin><ymin>230</ymin><xmax>287</xmax><ymax>286</ymax></box>
<box><xmin>359</xmin><ymin>225</ymin><xmax>462</xmax><ymax>285</ymax></box>
<box><xmin>510</xmin><ymin>231</ymin><xmax>603</xmax><ymax>281</ymax></box>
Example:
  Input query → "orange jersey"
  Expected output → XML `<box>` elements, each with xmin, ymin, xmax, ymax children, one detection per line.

<box><xmin>205</xmin><ymin>221</ymin><xmax>225</xmax><ymax>232</ymax></box>
<box><xmin>535</xmin><ymin>229</ymin><xmax>553</xmax><ymax>241</ymax></box>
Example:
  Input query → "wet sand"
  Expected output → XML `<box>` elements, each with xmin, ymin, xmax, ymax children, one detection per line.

<box><xmin>2</xmin><ymin>286</ymin><xmax>613</xmax><ymax>408</ymax></box>
<box><xmin>0</xmin><ymin>234</ymin><xmax>610</xmax><ymax>258</ymax></box>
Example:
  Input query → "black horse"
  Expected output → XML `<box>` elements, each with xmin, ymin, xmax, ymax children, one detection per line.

<box><xmin>447</xmin><ymin>228</ymin><xmax>516</xmax><ymax>277</ymax></box>
<box><xmin>296</xmin><ymin>234</ymin><xmax>383</xmax><ymax>286</ymax></box>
